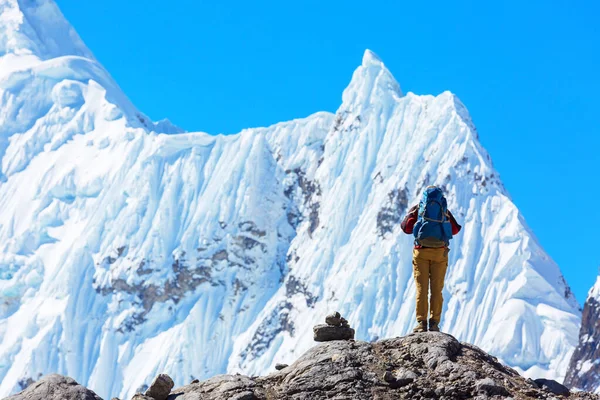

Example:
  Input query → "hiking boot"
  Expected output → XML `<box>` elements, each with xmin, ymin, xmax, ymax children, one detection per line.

<box><xmin>413</xmin><ymin>320</ymin><xmax>427</xmax><ymax>333</ymax></box>
<box><xmin>429</xmin><ymin>319</ymin><xmax>440</xmax><ymax>332</ymax></box>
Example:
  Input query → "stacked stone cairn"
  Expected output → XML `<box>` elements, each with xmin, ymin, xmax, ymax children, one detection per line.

<box><xmin>313</xmin><ymin>311</ymin><xmax>355</xmax><ymax>342</ymax></box>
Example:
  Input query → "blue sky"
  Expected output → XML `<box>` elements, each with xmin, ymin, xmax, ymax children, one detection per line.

<box><xmin>55</xmin><ymin>0</ymin><xmax>599</xmax><ymax>304</ymax></box>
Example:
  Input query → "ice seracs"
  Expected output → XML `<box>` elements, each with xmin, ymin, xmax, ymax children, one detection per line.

<box><xmin>0</xmin><ymin>1</ymin><xmax>582</xmax><ymax>399</ymax></box>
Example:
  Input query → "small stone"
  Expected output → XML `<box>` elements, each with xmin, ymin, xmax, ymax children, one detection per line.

<box><xmin>464</xmin><ymin>371</ymin><xmax>477</xmax><ymax>380</ymax></box>
<box><xmin>533</xmin><ymin>379</ymin><xmax>570</xmax><ymax>396</ymax></box>
<box><xmin>131</xmin><ymin>395</ymin><xmax>153</xmax><ymax>400</ymax></box>
<box><xmin>325</xmin><ymin>311</ymin><xmax>342</xmax><ymax>326</ymax></box>
<box><xmin>394</xmin><ymin>369</ymin><xmax>418</xmax><ymax>386</ymax></box>
<box><xmin>427</xmin><ymin>355</ymin><xmax>448</xmax><ymax>369</ymax></box>
<box><xmin>475</xmin><ymin>378</ymin><xmax>510</xmax><ymax>396</ymax></box>
<box><xmin>145</xmin><ymin>373</ymin><xmax>174</xmax><ymax>400</ymax></box>
<box><xmin>383</xmin><ymin>371</ymin><xmax>395</xmax><ymax>383</ymax></box>
<box><xmin>275</xmin><ymin>363</ymin><xmax>288</xmax><ymax>371</ymax></box>
<box><xmin>313</xmin><ymin>324</ymin><xmax>354</xmax><ymax>342</ymax></box>
<box><xmin>190</xmin><ymin>379</ymin><xmax>199</xmax><ymax>384</ymax></box>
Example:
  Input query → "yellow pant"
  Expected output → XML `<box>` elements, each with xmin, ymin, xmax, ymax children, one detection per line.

<box><xmin>412</xmin><ymin>247</ymin><xmax>448</xmax><ymax>323</ymax></box>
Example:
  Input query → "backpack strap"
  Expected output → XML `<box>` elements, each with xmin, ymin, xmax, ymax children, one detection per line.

<box><xmin>422</xmin><ymin>200</ymin><xmax>448</xmax><ymax>223</ymax></box>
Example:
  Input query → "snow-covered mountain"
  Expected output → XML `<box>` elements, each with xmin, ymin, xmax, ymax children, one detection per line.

<box><xmin>0</xmin><ymin>0</ymin><xmax>582</xmax><ymax>398</ymax></box>
<box><xmin>565</xmin><ymin>277</ymin><xmax>600</xmax><ymax>393</ymax></box>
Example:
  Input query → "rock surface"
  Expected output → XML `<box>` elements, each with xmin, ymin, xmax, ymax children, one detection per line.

<box><xmin>565</xmin><ymin>286</ymin><xmax>600</xmax><ymax>392</ymax></box>
<box><xmin>4</xmin><ymin>374</ymin><xmax>102</xmax><ymax>400</ymax></box>
<box><xmin>312</xmin><ymin>324</ymin><xmax>355</xmax><ymax>342</ymax></box>
<box><xmin>324</xmin><ymin>311</ymin><xmax>342</xmax><ymax>327</ymax></box>
<box><xmin>7</xmin><ymin>333</ymin><xmax>600</xmax><ymax>400</ymax></box>
<box><xmin>534</xmin><ymin>378</ymin><xmax>571</xmax><ymax>396</ymax></box>
<box><xmin>144</xmin><ymin>374</ymin><xmax>174</xmax><ymax>400</ymax></box>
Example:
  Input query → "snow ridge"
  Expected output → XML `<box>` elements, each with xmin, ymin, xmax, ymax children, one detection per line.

<box><xmin>0</xmin><ymin>2</ymin><xmax>581</xmax><ymax>399</ymax></box>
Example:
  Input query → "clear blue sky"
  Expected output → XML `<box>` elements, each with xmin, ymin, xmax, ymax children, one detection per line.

<box><xmin>55</xmin><ymin>0</ymin><xmax>599</xmax><ymax>304</ymax></box>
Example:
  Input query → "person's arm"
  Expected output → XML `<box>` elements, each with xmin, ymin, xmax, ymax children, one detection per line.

<box><xmin>447</xmin><ymin>210</ymin><xmax>462</xmax><ymax>235</ymax></box>
<box><xmin>401</xmin><ymin>205</ymin><xmax>419</xmax><ymax>234</ymax></box>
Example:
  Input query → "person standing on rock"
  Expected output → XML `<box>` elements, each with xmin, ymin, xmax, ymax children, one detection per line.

<box><xmin>401</xmin><ymin>186</ymin><xmax>462</xmax><ymax>333</ymax></box>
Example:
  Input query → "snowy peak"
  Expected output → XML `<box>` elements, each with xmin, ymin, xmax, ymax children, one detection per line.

<box><xmin>361</xmin><ymin>49</ymin><xmax>383</xmax><ymax>66</ymax></box>
<box><xmin>0</xmin><ymin>0</ymin><xmax>93</xmax><ymax>61</ymax></box>
<box><xmin>341</xmin><ymin>49</ymin><xmax>402</xmax><ymax>112</ymax></box>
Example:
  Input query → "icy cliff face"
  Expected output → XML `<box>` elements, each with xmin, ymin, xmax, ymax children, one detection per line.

<box><xmin>565</xmin><ymin>277</ymin><xmax>600</xmax><ymax>393</ymax></box>
<box><xmin>0</xmin><ymin>1</ymin><xmax>581</xmax><ymax>399</ymax></box>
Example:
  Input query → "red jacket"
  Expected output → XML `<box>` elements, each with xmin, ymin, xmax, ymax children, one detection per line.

<box><xmin>401</xmin><ymin>205</ymin><xmax>462</xmax><ymax>248</ymax></box>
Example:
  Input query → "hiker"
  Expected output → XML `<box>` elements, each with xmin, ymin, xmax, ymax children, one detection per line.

<box><xmin>401</xmin><ymin>186</ymin><xmax>462</xmax><ymax>333</ymax></box>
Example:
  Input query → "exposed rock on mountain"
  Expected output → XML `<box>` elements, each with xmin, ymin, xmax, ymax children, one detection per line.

<box><xmin>565</xmin><ymin>277</ymin><xmax>600</xmax><ymax>393</ymax></box>
<box><xmin>8</xmin><ymin>334</ymin><xmax>599</xmax><ymax>400</ymax></box>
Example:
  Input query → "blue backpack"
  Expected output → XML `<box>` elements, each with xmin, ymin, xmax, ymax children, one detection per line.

<box><xmin>413</xmin><ymin>187</ymin><xmax>453</xmax><ymax>247</ymax></box>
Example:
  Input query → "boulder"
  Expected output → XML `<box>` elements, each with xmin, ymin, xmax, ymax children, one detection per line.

<box><xmin>475</xmin><ymin>377</ymin><xmax>510</xmax><ymax>396</ymax></box>
<box><xmin>534</xmin><ymin>378</ymin><xmax>570</xmax><ymax>395</ymax></box>
<box><xmin>274</xmin><ymin>363</ymin><xmax>288</xmax><ymax>371</ymax></box>
<box><xmin>394</xmin><ymin>369</ymin><xmax>418</xmax><ymax>386</ymax></box>
<box><xmin>313</xmin><ymin>324</ymin><xmax>354</xmax><ymax>342</ymax></box>
<box><xmin>145</xmin><ymin>373</ymin><xmax>174</xmax><ymax>400</ymax></box>
<box><xmin>4</xmin><ymin>374</ymin><xmax>102</xmax><ymax>400</ymax></box>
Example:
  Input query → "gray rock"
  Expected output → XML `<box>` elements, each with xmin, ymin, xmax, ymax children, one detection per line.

<box><xmin>475</xmin><ymin>377</ymin><xmax>510</xmax><ymax>396</ymax></box>
<box><xmin>145</xmin><ymin>373</ymin><xmax>174</xmax><ymax>400</ymax></box>
<box><xmin>4</xmin><ymin>374</ymin><xmax>102</xmax><ymax>400</ymax></box>
<box><xmin>131</xmin><ymin>395</ymin><xmax>153</xmax><ymax>400</ymax></box>
<box><xmin>274</xmin><ymin>363</ymin><xmax>288</xmax><ymax>371</ymax></box>
<box><xmin>382</xmin><ymin>370</ymin><xmax>395</xmax><ymax>382</ymax></box>
<box><xmin>534</xmin><ymin>378</ymin><xmax>570</xmax><ymax>395</ymax></box>
<box><xmin>8</xmin><ymin>333</ymin><xmax>600</xmax><ymax>400</ymax></box>
<box><xmin>434</xmin><ymin>385</ymin><xmax>445</xmax><ymax>396</ymax></box>
<box><xmin>190</xmin><ymin>379</ymin><xmax>200</xmax><ymax>384</ymax></box>
<box><xmin>167</xmin><ymin>374</ymin><xmax>263</xmax><ymax>400</ymax></box>
<box><xmin>394</xmin><ymin>369</ymin><xmax>418</xmax><ymax>386</ymax></box>
<box><xmin>313</xmin><ymin>324</ymin><xmax>354</xmax><ymax>341</ymax></box>
<box><xmin>325</xmin><ymin>311</ymin><xmax>342</xmax><ymax>326</ymax></box>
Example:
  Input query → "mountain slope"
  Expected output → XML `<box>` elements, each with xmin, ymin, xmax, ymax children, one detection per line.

<box><xmin>565</xmin><ymin>276</ymin><xmax>600</xmax><ymax>392</ymax></box>
<box><xmin>0</xmin><ymin>1</ymin><xmax>581</xmax><ymax>399</ymax></box>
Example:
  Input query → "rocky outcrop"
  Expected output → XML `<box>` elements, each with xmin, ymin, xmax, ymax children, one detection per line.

<box><xmin>4</xmin><ymin>374</ymin><xmax>102</xmax><ymax>400</ymax></box>
<box><xmin>9</xmin><ymin>333</ymin><xmax>600</xmax><ymax>400</ymax></box>
<box><xmin>565</xmin><ymin>292</ymin><xmax>600</xmax><ymax>392</ymax></box>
